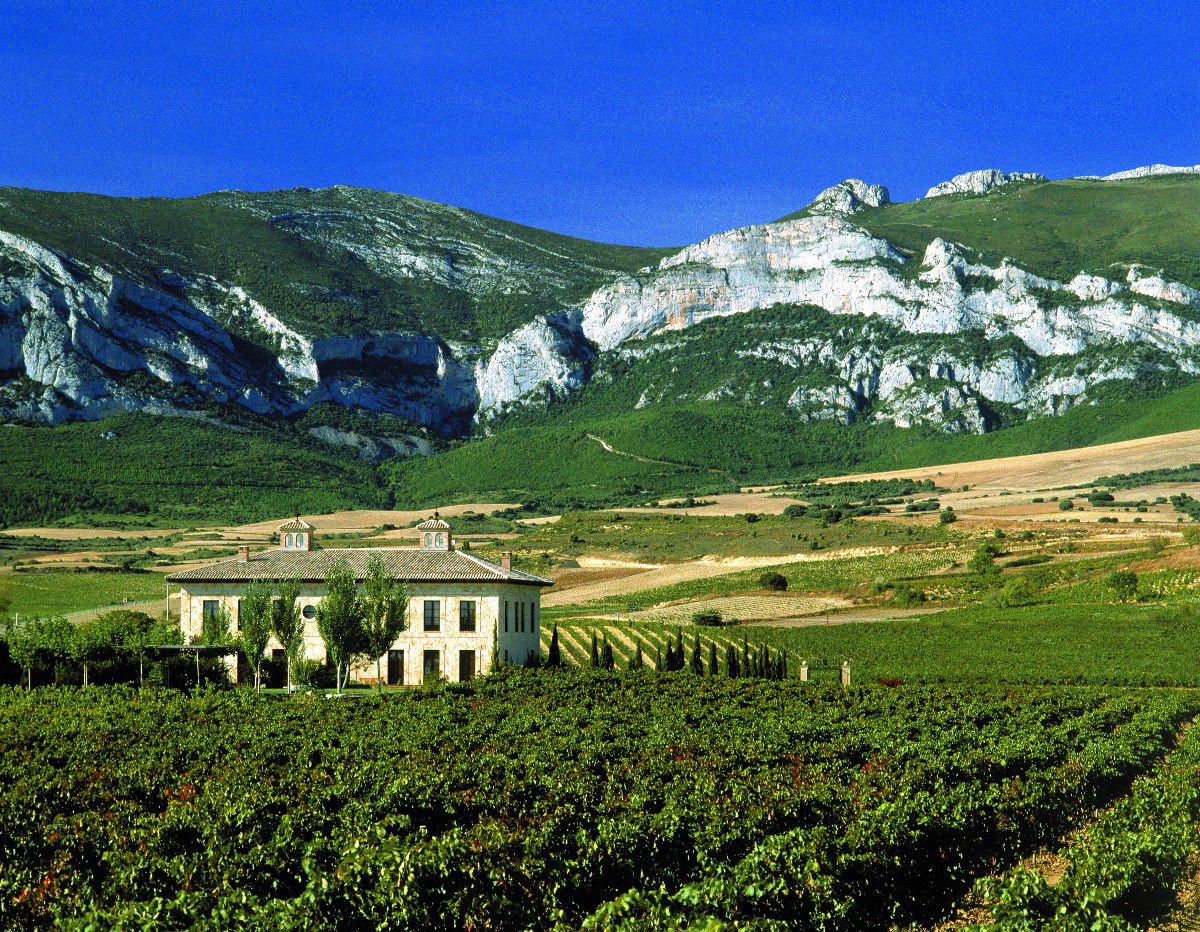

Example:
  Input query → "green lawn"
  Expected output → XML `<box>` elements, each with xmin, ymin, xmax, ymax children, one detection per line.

<box><xmin>0</xmin><ymin>570</ymin><xmax>167</xmax><ymax>618</ymax></box>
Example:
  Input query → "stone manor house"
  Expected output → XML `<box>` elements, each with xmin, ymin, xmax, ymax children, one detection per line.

<box><xmin>167</xmin><ymin>516</ymin><xmax>552</xmax><ymax>685</ymax></box>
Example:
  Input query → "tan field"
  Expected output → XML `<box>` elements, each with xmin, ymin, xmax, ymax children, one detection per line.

<box><xmin>828</xmin><ymin>428</ymin><xmax>1200</xmax><ymax>491</ymax></box>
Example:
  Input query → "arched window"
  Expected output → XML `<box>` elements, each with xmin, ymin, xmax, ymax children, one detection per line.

<box><xmin>285</xmin><ymin>533</ymin><xmax>294</xmax><ymax>548</ymax></box>
<box><xmin>424</xmin><ymin>533</ymin><xmax>432</xmax><ymax>548</ymax></box>
<box><xmin>436</xmin><ymin>533</ymin><xmax>445</xmax><ymax>548</ymax></box>
<box><xmin>297</xmin><ymin>534</ymin><xmax>306</xmax><ymax>549</ymax></box>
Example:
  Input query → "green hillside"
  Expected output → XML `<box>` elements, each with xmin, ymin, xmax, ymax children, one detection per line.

<box><xmin>386</xmin><ymin>379</ymin><xmax>1200</xmax><ymax>510</ymax></box>
<box><xmin>0</xmin><ymin>186</ymin><xmax>671</xmax><ymax>340</ymax></box>
<box><xmin>0</xmin><ymin>414</ymin><xmax>388</xmax><ymax>528</ymax></box>
<box><xmin>847</xmin><ymin>175</ymin><xmax>1200</xmax><ymax>288</ymax></box>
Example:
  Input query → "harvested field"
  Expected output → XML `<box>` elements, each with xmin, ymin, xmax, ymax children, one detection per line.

<box><xmin>827</xmin><ymin>428</ymin><xmax>1200</xmax><ymax>491</ymax></box>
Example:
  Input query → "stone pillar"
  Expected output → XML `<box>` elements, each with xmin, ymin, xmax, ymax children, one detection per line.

<box><xmin>799</xmin><ymin>662</ymin><xmax>809</xmax><ymax>682</ymax></box>
<box><xmin>840</xmin><ymin>661</ymin><xmax>850</xmax><ymax>686</ymax></box>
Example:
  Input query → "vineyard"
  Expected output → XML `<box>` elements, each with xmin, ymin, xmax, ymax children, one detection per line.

<box><xmin>1</xmin><ymin>677</ymin><xmax>1197</xmax><ymax>930</ymax></box>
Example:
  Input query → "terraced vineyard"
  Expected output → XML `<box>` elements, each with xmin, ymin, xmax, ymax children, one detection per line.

<box><xmin>2</xmin><ymin>678</ymin><xmax>1197</xmax><ymax>930</ymax></box>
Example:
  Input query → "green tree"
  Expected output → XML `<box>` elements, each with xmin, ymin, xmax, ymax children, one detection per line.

<box><xmin>200</xmin><ymin>604</ymin><xmax>232</xmax><ymax>646</ymax></box>
<box><xmin>601</xmin><ymin>638</ymin><xmax>615</xmax><ymax>671</ymax></box>
<box><xmin>939</xmin><ymin>507</ymin><xmax>957</xmax><ymax>525</ymax></box>
<box><xmin>1059</xmin><ymin>498</ymin><xmax>1074</xmax><ymax>511</ymax></box>
<box><xmin>70</xmin><ymin>618</ymin><xmax>109</xmax><ymax>688</ymax></box>
<box><xmin>689</xmin><ymin>634</ymin><xmax>704</xmax><ymax>675</ymax></box>
<box><xmin>590</xmin><ymin>630</ymin><xmax>600</xmax><ymax>668</ymax></box>
<box><xmin>546</xmin><ymin>626</ymin><xmax>562</xmax><ymax>668</ymax></box>
<box><xmin>317</xmin><ymin>561</ymin><xmax>365</xmax><ymax>695</ymax></box>
<box><xmin>271</xmin><ymin>579</ymin><xmax>305</xmax><ymax>692</ymax></box>
<box><xmin>968</xmin><ymin>543</ymin><xmax>999</xmax><ymax>575</ymax></box>
<box><xmin>7</xmin><ymin>615</ymin><xmax>41</xmax><ymax>689</ymax></box>
<box><xmin>726</xmin><ymin>643</ymin><xmax>739</xmax><ymax>679</ymax></box>
<box><xmin>628</xmin><ymin>644</ymin><xmax>643</xmax><ymax>670</ymax></box>
<box><xmin>709</xmin><ymin>640</ymin><xmax>718</xmax><ymax>676</ymax></box>
<box><xmin>1105</xmin><ymin>569</ymin><xmax>1139</xmax><ymax>602</ymax></box>
<box><xmin>759</xmin><ymin>572</ymin><xmax>788</xmax><ymax>592</ymax></box>
<box><xmin>239</xmin><ymin>583</ymin><xmax>274</xmax><ymax>693</ymax></box>
<box><xmin>360</xmin><ymin>555</ymin><xmax>409</xmax><ymax>692</ymax></box>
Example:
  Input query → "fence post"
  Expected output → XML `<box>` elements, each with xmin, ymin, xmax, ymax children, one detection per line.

<box><xmin>840</xmin><ymin>661</ymin><xmax>850</xmax><ymax>686</ymax></box>
<box><xmin>799</xmin><ymin>662</ymin><xmax>809</xmax><ymax>682</ymax></box>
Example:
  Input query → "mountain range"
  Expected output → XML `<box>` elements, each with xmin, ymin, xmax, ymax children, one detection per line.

<box><xmin>5</xmin><ymin>165</ymin><xmax>1200</xmax><ymax>523</ymax></box>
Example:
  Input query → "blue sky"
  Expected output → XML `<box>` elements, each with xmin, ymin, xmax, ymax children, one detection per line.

<box><xmin>1</xmin><ymin>0</ymin><xmax>1197</xmax><ymax>245</ymax></box>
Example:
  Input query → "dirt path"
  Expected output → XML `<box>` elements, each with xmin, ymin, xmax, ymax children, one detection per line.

<box><xmin>585</xmin><ymin>434</ymin><xmax>678</xmax><ymax>466</ymax></box>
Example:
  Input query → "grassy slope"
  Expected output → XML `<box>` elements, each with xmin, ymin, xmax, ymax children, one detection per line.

<box><xmin>0</xmin><ymin>414</ymin><xmax>389</xmax><ymax>527</ymax></box>
<box><xmin>0</xmin><ymin>186</ymin><xmax>672</xmax><ymax>339</ymax></box>
<box><xmin>849</xmin><ymin>175</ymin><xmax>1200</xmax><ymax>288</ymax></box>
<box><xmin>387</xmin><ymin>380</ymin><xmax>1200</xmax><ymax>508</ymax></box>
<box><xmin>0</xmin><ymin>570</ymin><xmax>166</xmax><ymax>618</ymax></box>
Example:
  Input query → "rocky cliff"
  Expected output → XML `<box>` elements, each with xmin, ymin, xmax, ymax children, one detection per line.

<box><xmin>4</xmin><ymin>174</ymin><xmax>1200</xmax><ymax>451</ymax></box>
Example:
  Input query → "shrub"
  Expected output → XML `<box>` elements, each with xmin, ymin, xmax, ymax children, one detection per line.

<box><xmin>1105</xmin><ymin>570</ymin><xmax>1139</xmax><ymax>602</ymax></box>
<box><xmin>1059</xmin><ymin>499</ymin><xmax>1074</xmax><ymax>511</ymax></box>
<box><xmin>1183</xmin><ymin>526</ymin><xmax>1200</xmax><ymax>546</ymax></box>
<box><xmin>759</xmin><ymin>572</ymin><xmax>788</xmax><ymax>592</ymax></box>
<box><xmin>892</xmin><ymin>583</ymin><xmax>927</xmax><ymax>607</ymax></box>
<box><xmin>692</xmin><ymin>610</ymin><xmax>724</xmax><ymax>627</ymax></box>
<box><xmin>939</xmin><ymin>508</ymin><xmax>957</xmax><ymax>525</ymax></box>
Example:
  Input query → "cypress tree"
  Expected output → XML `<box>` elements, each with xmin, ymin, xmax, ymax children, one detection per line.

<box><xmin>629</xmin><ymin>645</ymin><xmax>644</xmax><ymax>670</ymax></box>
<box><xmin>675</xmin><ymin>629</ymin><xmax>684</xmax><ymax>669</ymax></box>
<box><xmin>726</xmin><ymin>643</ymin><xmax>739</xmax><ymax>678</ymax></box>
<box><xmin>547</xmin><ymin>626</ymin><xmax>561</xmax><ymax>668</ymax></box>
<box><xmin>590</xmin><ymin>630</ymin><xmax>600</xmax><ymax>668</ymax></box>
<box><xmin>742</xmin><ymin>639</ymin><xmax>751</xmax><ymax>677</ymax></box>
<box><xmin>689</xmin><ymin>634</ymin><xmax>703</xmax><ymax>675</ymax></box>
<box><xmin>601</xmin><ymin>638</ymin><xmax>615</xmax><ymax>671</ymax></box>
<box><xmin>763</xmin><ymin>646</ymin><xmax>771</xmax><ymax>680</ymax></box>
<box><xmin>655</xmin><ymin>646</ymin><xmax>662</xmax><ymax>671</ymax></box>
<box><xmin>709</xmin><ymin>640</ymin><xmax>718</xmax><ymax>677</ymax></box>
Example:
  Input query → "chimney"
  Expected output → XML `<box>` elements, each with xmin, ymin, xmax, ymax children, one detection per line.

<box><xmin>238</xmin><ymin>546</ymin><xmax>250</xmax><ymax>563</ymax></box>
<box><xmin>500</xmin><ymin>552</ymin><xmax>513</xmax><ymax>571</ymax></box>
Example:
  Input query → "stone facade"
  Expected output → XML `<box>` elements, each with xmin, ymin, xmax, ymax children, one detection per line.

<box><xmin>169</xmin><ymin>517</ymin><xmax>551</xmax><ymax>686</ymax></box>
<box><xmin>177</xmin><ymin>580</ymin><xmax>543</xmax><ymax>684</ymax></box>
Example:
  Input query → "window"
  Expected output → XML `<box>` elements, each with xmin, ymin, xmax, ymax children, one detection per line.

<box><xmin>436</xmin><ymin>533</ymin><xmax>445</xmax><ymax>548</ymax></box>
<box><xmin>532</xmin><ymin>602</ymin><xmax>538</xmax><ymax>634</ymax></box>
<box><xmin>302</xmin><ymin>604</ymin><xmax>316</xmax><ymax>619</ymax></box>
<box><xmin>202</xmin><ymin>600</ymin><xmax>220</xmax><ymax>622</ymax></box>
<box><xmin>423</xmin><ymin>649</ymin><xmax>440</xmax><ymax>681</ymax></box>
<box><xmin>459</xmin><ymin>650</ymin><xmax>476</xmax><ymax>682</ymax></box>
<box><xmin>503</xmin><ymin>601</ymin><xmax>508</xmax><ymax>633</ymax></box>
<box><xmin>387</xmin><ymin>649</ymin><xmax>404</xmax><ymax>685</ymax></box>
<box><xmin>297</xmin><ymin>534</ymin><xmax>306</xmax><ymax>549</ymax></box>
<box><xmin>519</xmin><ymin>601</ymin><xmax>526</xmax><ymax>633</ymax></box>
<box><xmin>423</xmin><ymin>600</ymin><xmax>441</xmax><ymax>631</ymax></box>
<box><xmin>424</xmin><ymin>533</ymin><xmax>432</xmax><ymax>548</ymax></box>
<box><xmin>285</xmin><ymin>533</ymin><xmax>294</xmax><ymax>548</ymax></box>
<box><xmin>459</xmin><ymin>600</ymin><xmax>476</xmax><ymax>632</ymax></box>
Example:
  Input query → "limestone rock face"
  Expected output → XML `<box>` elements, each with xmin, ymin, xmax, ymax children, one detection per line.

<box><xmin>7</xmin><ymin>172</ymin><xmax>1200</xmax><ymax>442</ymax></box>
<box><xmin>924</xmin><ymin>170</ymin><xmax>1045</xmax><ymax>198</ymax></box>
<box><xmin>476</xmin><ymin>313</ymin><xmax>594</xmax><ymax>421</ymax></box>
<box><xmin>807</xmin><ymin>179</ymin><xmax>890</xmax><ymax>215</ymax></box>
<box><xmin>1080</xmin><ymin>164</ymin><xmax>1200</xmax><ymax>182</ymax></box>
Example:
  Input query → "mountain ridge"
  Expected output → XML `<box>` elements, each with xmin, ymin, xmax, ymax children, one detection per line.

<box><xmin>5</xmin><ymin>166</ymin><xmax>1200</xmax><ymax>522</ymax></box>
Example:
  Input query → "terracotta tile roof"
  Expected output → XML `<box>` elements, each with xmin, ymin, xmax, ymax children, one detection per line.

<box><xmin>416</xmin><ymin>516</ymin><xmax>451</xmax><ymax>530</ymax></box>
<box><xmin>277</xmin><ymin>517</ymin><xmax>313</xmax><ymax>532</ymax></box>
<box><xmin>166</xmin><ymin>548</ymin><xmax>553</xmax><ymax>586</ymax></box>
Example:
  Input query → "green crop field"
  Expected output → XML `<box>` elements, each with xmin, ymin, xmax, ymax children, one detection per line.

<box><xmin>2</xmin><ymin>676</ymin><xmax>1198</xmax><ymax>930</ymax></box>
<box><xmin>0</xmin><ymin>570</ymin><xmax>167</xmax><ymax>618</ymax></box>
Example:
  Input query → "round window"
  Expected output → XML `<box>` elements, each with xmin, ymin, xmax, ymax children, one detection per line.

<box><xmin>302</xmin><ymin>605</ymin><xmax>316</xmax><ymax>619</ymax></box>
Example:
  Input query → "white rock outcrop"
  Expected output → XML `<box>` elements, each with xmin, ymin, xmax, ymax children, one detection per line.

<box><xmin>924</xmin><ymin>170</ymin><xmax>1045</xmax><ymax>199</ymax></box>
<box><xmin>1078</xmin><ymin>164</ymin><xmax>1200</xmax><ymax>182</ymax></box>
<box><xmin>807</xmin><ymin>179</ymin><xmax>890</xmax><ymax>215</ymax></box>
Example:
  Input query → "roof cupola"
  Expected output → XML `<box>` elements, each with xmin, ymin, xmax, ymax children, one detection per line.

<box><xmin>279</xmin><ymin>516</ymin><xmax>313</xmax><ymax>551</ymax></box>
<box><xmin>416</xmin><ymin>513</ymin><xmax>452</xmax><ymax>551</ymax></box>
